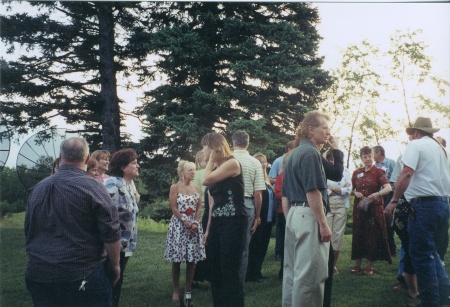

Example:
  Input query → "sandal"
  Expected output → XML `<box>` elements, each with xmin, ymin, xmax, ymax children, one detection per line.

<box><xmin>364</xmin><ymin>267</ymin><xmax>373</xmax><ymax>276</ymax></box>
<box><xmin>180</xmin><ymin>291</ymin><xmax>193</xmax><ymax>307</ymax></box>
<box><xmin>351</xmin><ymin>266</ymin><xmax>361</xmax><ymax>274</ymax></box>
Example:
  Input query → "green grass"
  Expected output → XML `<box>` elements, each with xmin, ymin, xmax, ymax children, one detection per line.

<box><xmin>2</xmin><ymin>212</ymin><xmax>449</xmax><ymax>306</ymax></box>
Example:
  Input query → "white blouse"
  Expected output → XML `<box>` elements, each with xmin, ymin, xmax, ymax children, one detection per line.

<box><xmin>327</xmin><ymin>168</ymin><xmax>353</xmax><ymax>208</ymax></box>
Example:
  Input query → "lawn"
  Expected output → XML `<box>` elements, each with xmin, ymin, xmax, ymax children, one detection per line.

<box><xmin>1</xmin><ymin>213</ymin><xmax>448</xmax><ymax>307</ymax></box>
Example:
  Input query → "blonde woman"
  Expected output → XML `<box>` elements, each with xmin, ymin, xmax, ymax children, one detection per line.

<box><xmin>86</xmin><ymin>158</ymin><xmax>99</xmax><ymax>178</ymax></box>
<box><xmin>90</xmin><ymin>150</ymin><xmax>110</xmax><ymax>183</ymax></box>
<box><xmin>165</xmin><ymin>160</ymin><xmax>205</xmax><ymax>307</ymax></box>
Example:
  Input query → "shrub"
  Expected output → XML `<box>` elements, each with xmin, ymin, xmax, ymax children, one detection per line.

<box><xmin>139</xmin><ymin>199</ymin><xmax>172</xmax><ymax>223</ymax></box>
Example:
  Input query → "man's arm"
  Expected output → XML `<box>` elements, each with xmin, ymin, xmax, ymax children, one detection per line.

<box><xmin>251</xmin><ymin>190</ymin><xmax>262</xmax><ymax>234</ymax></box>
<box><xmin>306</xmin><ymin>189</ymin><xmax>331</xmax><ymax>243</ymax></box>
<box><xmin>282</xmin><ymin>196</ymin><xmax>290</xmax><ymax>219</ymax></box>
<box><xmin>104</xmin><ymin>240</ymin><xmax>121</xmax><ymax>286</ymax></box>
<box><xmin>384</xmin><ymin>166</ymin><xmax>414</xmax><ymax>215</ymax></box>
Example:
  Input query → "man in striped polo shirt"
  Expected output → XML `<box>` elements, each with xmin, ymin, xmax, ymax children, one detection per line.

<box><xmin>232</xmin><ymin>130</ymin><xmax>266</xmax><ymax>283</ymax></box>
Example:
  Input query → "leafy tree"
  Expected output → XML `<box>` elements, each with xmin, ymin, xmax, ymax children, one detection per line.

<box><xmin>387</xmin><ymin>29</ymin><xmax>450</xmax><ymax>127</ymax></box>
<box><xmin>0</xmin><ymin>1</ymin><xmax>155</xmax><ymax>151</ymax></box>
<box><xmin>130</xmin><ymin>2</ymin><xmax>332</xmax><ymax>198</ymax></box>
<box><xmin>320</xmin><ymin>41</ymin><xmax>392</xmax><ymax>168</ymax></box>
<box><xmin>0</xmin><ymin>167</ymin><xmax>29</xmax><ymax>216</ymax></box>
<box><xmin>321</xmin><ymin>30</ymin><xmax>449</xmax><ymax>169</ymax></box>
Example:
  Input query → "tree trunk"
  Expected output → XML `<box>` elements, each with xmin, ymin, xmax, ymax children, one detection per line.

<box><xmin>98</xmin><ymin>3</ymin><xmax>121</xmax><ymax>153</ymax></box>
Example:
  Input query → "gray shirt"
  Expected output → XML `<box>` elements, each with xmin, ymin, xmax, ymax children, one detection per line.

<box><xmin>282</xmin><ymin>139</ymin><xmax>327</xmax><ymax>204</ymax></box>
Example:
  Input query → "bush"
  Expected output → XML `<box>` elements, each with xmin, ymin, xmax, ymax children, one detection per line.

<box><xmin>139</xmin><ymin>199</ymin><xmax>172</xmax><ymax>223</ymax></box>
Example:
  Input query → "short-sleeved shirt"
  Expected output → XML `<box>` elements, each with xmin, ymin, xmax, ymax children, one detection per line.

<box><xmin>233</xmin><ymin>150</ymin><xmax>266</xmax><ymax>198</ymax></box>
<box><xmin>282</xmin><ymin>139</ymin><xmax>327</xmax><ymax>204</ymax></box>
<box><xmin>352</xmin><ymin>166</ymin><xmax>389</xmax><ymax>206</ymax></box>
<box><xmin>268</xmin><ymin>154</ymin><xmax>284</xmax><ymax>179</ymax></box>
<box><xmin>375</xmin><ymin>157</ymin><xmax>396</xmax><ymax>181</ymax></box>
<box><xmin>25</xmin><ymin>164</ymin><xmax>120</xmax><ymax>283</ymax></box>
<box><xmin>389</xmin><ymin>155</ymin><xmax>403</xmax><ymax>183</ymax></box>
<box><xmin>402</xmin><ymin>136</ymin><xmax>450</xmax><ymax>201</ymax></box>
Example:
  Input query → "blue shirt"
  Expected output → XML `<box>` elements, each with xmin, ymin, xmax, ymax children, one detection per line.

<box><xmin>375</xmin><ymin>157</ymin><xmax>396</xmax><ymax>181</ymax></box>
<box><xmin>268</xmin><ymin>154</ymin><xmax>284</xmax><ymax>179</ymax></box>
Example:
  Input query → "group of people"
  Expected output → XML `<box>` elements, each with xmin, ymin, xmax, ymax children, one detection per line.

<box><xmin>24</xmin><ymin>111</ymin><xmax>450</xmax><ymax>307</ymax></box>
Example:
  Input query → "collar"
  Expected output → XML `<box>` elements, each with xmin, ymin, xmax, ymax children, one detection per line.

<box><xmin>233</xmin><ymin>149</ymin><xmax>249</xmax><ymax>155</ymax></box>
<box><xmin>299</xmin><ymin>139</ymin><xmax>317</xmax><ymax>149</ymax></box>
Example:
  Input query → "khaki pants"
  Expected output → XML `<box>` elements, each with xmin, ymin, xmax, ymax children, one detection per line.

<box><xmin>282</xmin><ymin>206</ymin><xmax>330</xmax><ymax>307</ymax></box>
<box><xmin>326</xmin><ymin>198</ymin><xmax>347</xmax><ymax>251</ymax></box>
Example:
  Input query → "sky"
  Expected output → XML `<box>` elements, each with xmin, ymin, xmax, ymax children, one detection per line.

<box><xmin>2</xmin><ymin>2</ymin><xmax>450</xmax><ymax>167</ymax></box>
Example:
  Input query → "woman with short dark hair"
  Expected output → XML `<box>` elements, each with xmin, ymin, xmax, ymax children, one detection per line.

<box><xmin>104</xmin><ymin>148</ymin><xmax>140</xmax><ymax>307</ymax></box>
<box><xmin>351</xmin><ymin>146</ymin><xmax>392</xmax><ymax>275</ymax></box>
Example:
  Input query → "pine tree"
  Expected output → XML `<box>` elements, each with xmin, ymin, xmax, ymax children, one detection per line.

<box><xmin>130</xmin><ymin>2</ymin><xmax>332</xmax><ymax>198</ymax></box>
<box><xmin>0</xmin><ymin>1</ymin><xmax>155</xmax><ymax>151</ymax></box>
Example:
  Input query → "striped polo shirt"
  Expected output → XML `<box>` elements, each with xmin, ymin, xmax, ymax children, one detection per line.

<box><xmin>233</xmin><ymin>150</ymin><xmax>266</xmax><ymax>198</ymax></box>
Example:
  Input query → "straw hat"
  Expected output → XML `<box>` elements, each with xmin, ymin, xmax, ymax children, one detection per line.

<box><xmin>406</xmin><ymin>117</ymin><xmax>440</xmax><ymax>135</ymax></box>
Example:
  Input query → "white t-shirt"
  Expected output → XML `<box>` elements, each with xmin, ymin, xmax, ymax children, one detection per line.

<box><xmin>402</xmin><ymin>136</ymin><xmax>450</xmax><ymax>201</ymax></box>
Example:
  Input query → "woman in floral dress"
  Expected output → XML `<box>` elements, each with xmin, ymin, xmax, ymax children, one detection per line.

<box><xmin>165</xmin><ymin>160</ymin><xmax>206</xmax><ymax>307</ymax></box>
<box><xmin>351</xmin><ymin>146</ymin><xmax>392</xmax><ymax>275</ymax></box>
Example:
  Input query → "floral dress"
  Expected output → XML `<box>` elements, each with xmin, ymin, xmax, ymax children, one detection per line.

<box><xmin>164</xmin><ymin>192</ymin><xmax>206</xmax><ymax>263</ymax></box>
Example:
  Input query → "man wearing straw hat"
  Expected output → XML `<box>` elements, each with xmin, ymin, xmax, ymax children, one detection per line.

<box><xmin>385</xmin><ymin>117</ymin><xmax>450</xmax><ymax>307</ymax></box>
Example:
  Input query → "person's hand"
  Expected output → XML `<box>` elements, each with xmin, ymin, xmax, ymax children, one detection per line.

<box><xmin>189</xmin><ymin>223</ymin><xmax>199</xmax><ymax>237</ymax></box>
<box><xmin>384</xmin><ymin>202</ymin><xmax>397</xmax><ymax>216</ymax></box>
<box><xmin>250</xmin><ymin>217</ymin><xmax>261</xmax><ymax>234</ymax></box>
<box><xmin>367</xmin><ymin>192</ymin><xmax>380</xmax><ymax>202</ymax></box>
<box><xmin>208</xmin><ymin>150</ymin><xmax>217</xmax><ymax>165</ymax></box>
<box><xmin>202</xmin><ymin>231</ymin><xmax>209</xmax><ymax>245</ymax></box>
<box><xmin>319</xmin><ymin>223</ymin><xmax>332</xmax><ymax>243</ymax></box>
<box><xmin>107</xmin><ymin>261</ymin><xmax>120</xmax><ymax>287</ymax></box>
<box><xmin>354</xmin><ymin>191</ymin><xmax>363</xmax><ymax>199</ymax></box>
<box><xmin>328</xmin><ymin>136</ymin><xmax>340</xmax><ymax>150</ymax></box>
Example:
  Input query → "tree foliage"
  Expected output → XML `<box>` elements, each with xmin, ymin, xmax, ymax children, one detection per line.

<box><xmin>130</xmin><ymin>2</ymin><xmax>331</xmax><ymax>198</ymax></box>
<box><xmin>0</xmin><ymin>2</ymin><xmax>155</xmax><ymax>151</ymax></box>
<box><xmin>320</xmin><ymin>30</ymin><xmax>449</xmax><ymax>168</ymax></box>
<box><xmin>0</xmin><ymin>167</ymin><xmax>29</xmax><ymax>216</ymax></box>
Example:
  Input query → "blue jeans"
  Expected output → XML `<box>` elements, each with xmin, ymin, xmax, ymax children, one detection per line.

<box><xmin>26</xmin><ymin>265</ymin><xmax>112</xmax><ymax>307</ymax></box>
<box><xmin>409</xmin><ymin>200</ymin><xmax>450</xmax><ymax>307</ymax></box>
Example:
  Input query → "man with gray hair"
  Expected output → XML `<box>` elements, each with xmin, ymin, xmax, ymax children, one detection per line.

<box><xmin>232</xmin><ymin>130</ymin><xmax>266</xmax><ymax>283</ymax></box>
<box><xmin>25</xmin><ymin>137</ymin><xmax>121</xmax><ymax>306</ymax></box>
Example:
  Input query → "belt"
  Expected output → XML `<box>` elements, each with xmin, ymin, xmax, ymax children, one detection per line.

<box><xmin>410</xmin><ymin>196</ymin><xmax>448</xmax><ymax>203</ymax></box>
<box><xmin>244</xmin><ymin>196</ymin><xmax>254</xmax><ymax>199</ymax></box>
<box><xmin>291</xmin><ymin>202</ymin><xmax>309</xmax><ymax>207</ymax></box>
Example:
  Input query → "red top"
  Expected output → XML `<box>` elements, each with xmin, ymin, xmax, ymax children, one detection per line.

<box><xmin>274</xmin><ymin>173</ymin><xmax>284</xmax><ymax>213</ymax></box>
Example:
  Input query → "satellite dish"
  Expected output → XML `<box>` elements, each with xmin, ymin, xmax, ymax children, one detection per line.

<box><xmin>16</xmin><ymin>128</ymin><xmax>81</xmax><ymax>190</ymax></box>
<box><xmin>0</xmin><ymin>118</ymin><xmax>11</xmax><ymax>172</ymax></box>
